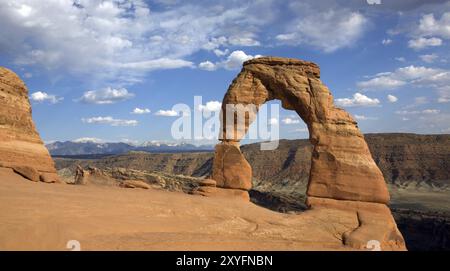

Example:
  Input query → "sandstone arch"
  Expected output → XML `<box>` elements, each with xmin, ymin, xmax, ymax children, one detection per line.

<box><xmin>211</xmin><ymin>57</ymin><xmax>390</xmax><ymax>204</ymax></box>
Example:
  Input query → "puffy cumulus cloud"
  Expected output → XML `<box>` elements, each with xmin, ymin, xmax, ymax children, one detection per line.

<box><xmin>275</xmin><ymin>3</ymin><xmax>368</xmax><ymax>52</ymax></box>
<box><xmin>81</xmin><ymin>116</ymin><xmax>138</xmax><ymax>126</ymax></box>
<box><xmin>131</xmin><ymin>107</ymin><xmax>150</xmax><ymax>114</ymax></box>
<box><xmin>417</xmin><ymin>13</ymin><xmax>450</xmax><ymax>39</ymax></box>
<box><xmin>0</xmin><ymin>0</ymin><xmax>273</xmax><ymax>83</ymax></box>
<box><xmin>198</xmin><ymin>61</ymin><xmax>217</xmax><ymax>71</ymax></box>
<box><xmin>154</xmin><ymin>109</ymin><xmax>178</xmax><ymax>116</ymax></box>
<box><xmin>30</xmin><ymin>91</ymin><xmax>63</xmax><ymax>104</ymax></box>
<box><xmin>222</xmin><ymin>51</ymin><xmax>262</xmax><ymax>70</ymax></box>
<box><xmin>406</xmin><ymin>12</ymin><xmax>450</xmax><ymax>50</ymax></box>
<box><xmin>357</xmin><ymin>65</ymin><xmax>450</xmax><ymax>91</ymax></box>
<box><xmin>387</xmin><ymin>94</ymin><xmax>398</xmax><ymax>103</ymax></box>
<box><xmin>335</xmin><ymin>93</ymin><xmax>380</xmax><ymax>107</ymax></box>
<box><xmin>78</xmin><ymin>87</ymin><xmax>134</xmax><ymax>104</ymax></box>
<box><xmin>419</xmin><ymin>54</ymin><xmax>438</xmax><ymax>63</ymax></box>
<box><xmin>408</xmin><ymin>37</ymin><xmax>442</xmax><ymax>49</ymax></box>
<box><xmin>199</xmin><ymin>50</ymin><xmax>262</xmax><ymax>71</ymax></box>
<box><xmin>281</xmin><ymin>117</ymin><xmax>301</xmax><ymax>125</ymax></box>
<box><xmin>198</xmin><ymin>101</ymin><xmax>221</xmax><ymax>112</ymax></box>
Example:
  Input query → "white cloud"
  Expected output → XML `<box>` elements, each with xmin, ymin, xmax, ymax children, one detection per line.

<box><xmin>420</xmin><ymin>54</ymin><xmax>438</xmax><ymax>63</ymax></box>
<box><xmin>228</xmin><ymin>34</ymin><xmax>260</xmax><ymax>47</ymax></box>
<box><xmin>199</xmin><ymin>50</ymin><xmax>261</xmax><ymax>71</ymax></box>
<box><xmin>358</xmin><ymin>65</ymin><xmax>450</xmax><ymax>91</ymax></box>
<box><xmin>0</xmin><ymin>0</ymin><xmax>271</xmax><ymax>83</ymax></box>
<box><xmin>275</xmin><ymin>5</ymin><xmax>368</xmax><ymax>52</ymax></box>
<box><xmin>213</xmin><ymin>48</ymin><xmax>229</xmax><ymax>57</ymax></box>
<box><xmin>422</xmin><ymin>109</ymin><xmax>440</xmax><ymax>114</ymax></box>
<box><xmin>223</xmin><ymin>50</ymin><xmax>261</xmax><ymax>70</ymax></box>
<box><xmin>78</xmin><ymin>87</ymin><xmax>134</xmax><ymax>104</ymax></box>
<box><xmin>131</xmin><ymin>108</ymin><xmax>151</xmax><ymax>114</ymax></box>
<box><xmin>395</xmin><ymin>57</ymin><xmax>406</xmax><ymax>62</ymax></box>
<box><xmin>72</xmin><ymin>137</ymin><xmax>104</xmax><ymax>143</ymax></box>
<box><xmin>395</xmin><ymin>109</ymin><xmax>440</xmax><ymax>115</ymax></box>
<box><xmin>30</xmin><ymin>91</ymin><xmax>63</xmax><ymax>104</ymax></box>
<box><xmin>387</xmin><ymin>94</ymin><xmax>398</xmax><ymax>103</ymax></box>
<box><xmin>198</xmin><ymin>61</ymin><xmax>217</xmax><ymax>71</ymax></box>
<box><xmin>335</xmin><ymin>93</ymin><xmax>380</xmax><ymax>107</ymax></box>
<box><xmin>366</xmin><ymin>0</ymin><xmax>382</xmax><ymax>5</ymax></box>
<box><xmin>357</xmin><ymin>76</ymin><xmax>406</xmax><ymax>90</ymax></box>
<box><xmin>269</xmin><ymin>118</ymin><xmax>278</xmax><ymax>125</ymax></box>
<box><xmin>382</xmin><ymin>39</ymin><xmax>392</xmax><ymax>45</ymax></box>
<box><xmin>116</xmin><ymin>58</ymin><xmax>194</xmax><ymax>71</ymax></box>
<box><xmin>408</xmin><ymin>37</ymin><xmax>442</xmax><ymax>50</ymax></box>
<box><xmin>417</xmin><ymin>13</ymin><xmax>450</xmax><ymax>39</ymax></box>
<box><xmin>155</xmin><ymin>110</ymin><xmax>178</xmax><ymax>117</ymax></box>
<box><xmin>82</xmin><ymin>116</ymin><xmax>138</xmax><ymax>126</ymax></box>
<box><xmin>437</xmin><ymin>86</ymin><xmax>450</xmax><ymax>103</ymax></box>
<box><xmin>198</xmin><ymin>101</ymin><xmax>221</xmax><ymax>112</ymax></box>
<box><xmin>295</xmin><ymin>127</ymin><xmax>308</xmax><ymax>132</ymax></box>
<box><xmin>281</xmin><ymin>117</ymin><xmax>301</xmax><ymax>125</ymax></box>
<box><xmin>354</xmin><ymin>114</ymin><xmax>378</xmax><ymax>120</ymax></box>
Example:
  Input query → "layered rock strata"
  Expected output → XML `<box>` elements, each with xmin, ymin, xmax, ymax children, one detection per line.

<box><xmin>0</xmin><ymin>67</ymin><xmax>59</xmax><ymax>183</ymax></box>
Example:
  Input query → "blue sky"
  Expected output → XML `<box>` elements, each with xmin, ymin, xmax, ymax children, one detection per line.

<box><xmin>1</xmin><ymin>0</ymin><xmax>449</xmax><ymax>145</ymax></box>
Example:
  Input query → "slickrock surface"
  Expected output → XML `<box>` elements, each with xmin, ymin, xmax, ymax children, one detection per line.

<box><xmin>0</xmin><ymin>168</ymin><xmax>393</xmax><ymax>251</ymax></box>
<box><xmin>0</xmin><ymin>67</ymin><xmax>58</xmax><ymax>181</ymax></box>
<box><xmin>213</xmin><ymin>57</ymin><xmax>389</xmax><ymax>204</ymax></box>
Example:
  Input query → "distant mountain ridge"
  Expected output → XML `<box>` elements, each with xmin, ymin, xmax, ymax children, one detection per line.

<box><xmin>46</xmin><ymin>140</ymin><xmax>214</xmax><ymax>155</ymax></box>
<box><xmin>53</xmin><ymin>133</ymin><xmax>450</xmax><ymax>189</ymax></box>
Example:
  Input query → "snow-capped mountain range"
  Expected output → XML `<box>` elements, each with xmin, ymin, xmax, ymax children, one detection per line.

<box><xmin>46</xmin><ymin>139</ymin><xmax>215</xmax><ymax>156</ymax></box>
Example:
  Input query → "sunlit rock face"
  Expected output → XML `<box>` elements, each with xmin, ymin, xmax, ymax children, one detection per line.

<box><xmin>206</xmin><ymin>56</ymin><xmax>405</xmax><ymax>250</ymax></box>
<box><xmin>212</xmin><ymin>57</ymin><xmax>389</xmax><ymax>204</ymax></box>
<box><xmin>0</xmin><ymin>67</ymin><xmax>58</xmax><ymax>180</ymax></box>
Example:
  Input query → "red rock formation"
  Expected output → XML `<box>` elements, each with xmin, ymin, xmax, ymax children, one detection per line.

<box><xmin>213</xmin><ymin>57</ymin><xmax>389</xmax><ymax>204</ymax></box>
<box><xmin>208</xmin><ymin>57</ymin><xmax>405</xmax><ymax>250</ymax></box>
<box><xmin>0</xmin><ymin>67</ymin><xmax>59</xmax><ymax>182</ymax></box>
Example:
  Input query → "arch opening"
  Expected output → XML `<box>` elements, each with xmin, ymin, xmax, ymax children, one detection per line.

<box><xmin>243</xmin><ymin>101</ymin><xmax>311</xmax><ymax>212</ymax></box>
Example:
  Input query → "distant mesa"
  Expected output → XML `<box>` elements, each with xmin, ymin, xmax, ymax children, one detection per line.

<box><xmin>0</xmin><ymin>67</ymin><xmax>60</xmax><ymax>183</ymax></box>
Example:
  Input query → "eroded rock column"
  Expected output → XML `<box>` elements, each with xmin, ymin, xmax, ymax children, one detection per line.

<box><xmin>0</xmin><ymin>67</ymin><xmax>59</xmax><ymax>183</ymax></box>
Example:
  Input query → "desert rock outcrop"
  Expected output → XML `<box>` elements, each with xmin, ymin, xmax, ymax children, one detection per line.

<box><xmin>209</xmin><ymin>57</ymin><xmax>405</xmax><ymax>250</ymax></box>
<box><xmin>213</xmin><ymin>57</ymin><xmax>389</xmax><ymax>204</ymax></box>
<box><xmin>0</xmin><ymin>67</ymin><xmax>59</xmax><ymax>182</ymax></box>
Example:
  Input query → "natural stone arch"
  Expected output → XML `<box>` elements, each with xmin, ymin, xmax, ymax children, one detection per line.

<box><xmin>211</xmin><ymin>57</ymin><xmax>389</xmax><ymax>204</ymax></box>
